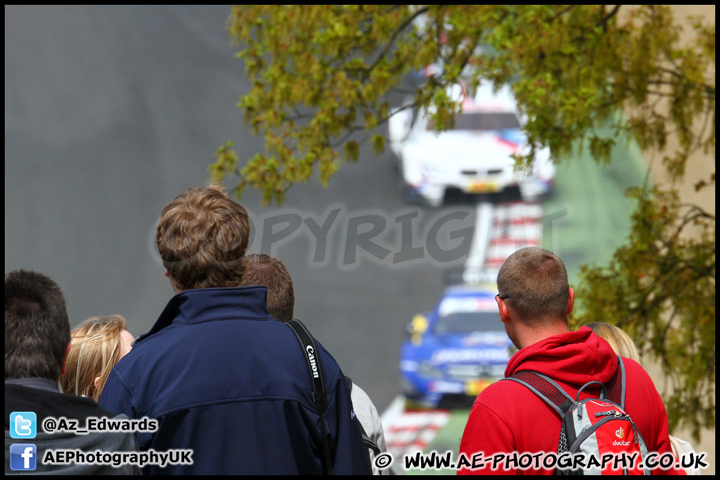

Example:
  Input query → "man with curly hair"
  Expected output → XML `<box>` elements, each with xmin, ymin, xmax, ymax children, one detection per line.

<box><xmin>99</xmin><ymin>185</ymin><xmax>371</xmax><ymax>475</ymax></box>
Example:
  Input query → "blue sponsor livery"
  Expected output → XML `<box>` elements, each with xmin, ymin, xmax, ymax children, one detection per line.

<box><xmin>399</xmin><ymin>283</ymin><xmax>512</xmax><ymax>408</ymax></box>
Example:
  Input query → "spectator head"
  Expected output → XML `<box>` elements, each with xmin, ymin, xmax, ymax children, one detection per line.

<box><xmin>5</xmin><ymin>270</ymin><xmax>71</xmax><ymax>381</ymax></box>
<box><xmin>585</xmin><ymin>322</ymin><xmax>641</xmax><ymax>364</ymax></box>
<box><xmin>156</xmin><ymin>184</ymin><xmax>250</xmax><ymax>291</ymax></box>
<box><xmin>239</xmin><ymin>254</ymin><xmax>294</xmax><ymax>322</ymax></box>
<box><xmin>60</xmin><ymin>315</ymin><xmax>135</xmax><ymax>401</ymax></box>
<box><xmin>496</xmin><ymin>247</ymin><xmax>571</xmax><ymax>326</ymax></box>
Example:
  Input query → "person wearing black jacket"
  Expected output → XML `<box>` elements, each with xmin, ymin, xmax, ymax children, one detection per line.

<box><xmin>5</xmin><ymin>269</ymin><xmax>137</xmax><ymax>475</ymax></box>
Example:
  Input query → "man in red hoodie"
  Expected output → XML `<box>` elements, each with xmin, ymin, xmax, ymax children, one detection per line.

<box><xmin>458</xmin><ymin>247</ymin><xmax>684</xmax><ymax>475</ymax></box>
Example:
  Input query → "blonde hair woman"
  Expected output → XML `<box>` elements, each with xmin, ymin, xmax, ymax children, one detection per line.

<box><xmin>60</xmin><ymin>315</ymin><xmax>134</xmax><ymax>402</ymax></box>
<box><xmin>585</xmin><ymin>322</ymin><xmax>701</xmax><ymax>475</ymax></box>
<box><xmin>585</xmin><ymin>322</ymin><xmax>643</xmax><ymax>363</ymax></box>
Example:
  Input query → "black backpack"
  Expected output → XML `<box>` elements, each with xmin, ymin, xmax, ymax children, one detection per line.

<box><xmin>505</xmin><ymin>356</ymin><xmax>651</xmax><ymax>475</ymax></box>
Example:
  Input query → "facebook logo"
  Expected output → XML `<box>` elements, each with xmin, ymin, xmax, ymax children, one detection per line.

<box><xmin>10</xmin><ymin>411</ymin><xmax>36</xmax><ymax>439</ymax></box>
<box><xmin>10</xmin><ymin>443</ymin><xmax>37</xmax><ymax>471</ymax></box>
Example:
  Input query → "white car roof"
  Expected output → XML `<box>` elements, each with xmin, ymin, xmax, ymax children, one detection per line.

<box><xmin>458</xmin><ymin>83</ymin><xmax>516</xmax><ymax>113</ymax></box>
<box><xmin>421</xmin><ymin>82</ymin><xmax>517</xmax><ymax>120</ymax></box>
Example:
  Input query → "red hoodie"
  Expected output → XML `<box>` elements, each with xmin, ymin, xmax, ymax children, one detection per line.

<box><xmin>457</xmin><ymin>327</ymin><xmax>684</xmax><ymax>475</ymax></box>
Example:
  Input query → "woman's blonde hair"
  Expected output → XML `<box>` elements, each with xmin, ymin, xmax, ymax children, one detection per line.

<box><xmin>60</xmin><ymin>315</ymin><xmax>128</xmax><ymax>401</ymax></box>
<box><xmin>585</xmin><ymin>322</ymin><xmax>641</xmax><ymax>364</ymax></box>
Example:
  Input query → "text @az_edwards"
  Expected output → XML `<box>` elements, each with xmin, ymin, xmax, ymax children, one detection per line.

<box><xmin>41</xmin><ymin>416</ymin><xmax>157</xmax><ymax>435</ymax></box>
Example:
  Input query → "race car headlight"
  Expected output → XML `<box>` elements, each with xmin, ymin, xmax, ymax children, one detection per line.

<box><xmin>419</xmin><ymin>361</ymin><xmax>444</xmax><ymax>379</ymax></box>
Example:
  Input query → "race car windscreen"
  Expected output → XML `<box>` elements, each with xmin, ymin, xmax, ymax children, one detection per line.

<box><xmin>434</xmin><ymin>311</ymin><xmax>504</xmax><ymax>334</ymax></box>
<box><xmin>426</xmin><ymin>112</ymin><xmax>520</xmax><ymax>131</ymax></box>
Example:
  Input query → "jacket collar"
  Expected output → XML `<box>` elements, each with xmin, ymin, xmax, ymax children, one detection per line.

<box><xmin>5</xmin><ymin>377</ymin><xmax>62</xmax><ymax>393</ymax></box>
<box><xmin>134</xmin><ymin>285</ymin><xmax>271</xmax><ymax>346</ymax></box>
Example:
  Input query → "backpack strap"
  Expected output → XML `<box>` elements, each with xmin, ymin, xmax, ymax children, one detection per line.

<box><xmin>286</xmin><ymin>319</ymin><xmax>333</xmax><ymax>475</ymax></box>
<box><xmin>505</xmin><ymin>355</ymin><xmax>627</xmax><ymax>417</ymax></box>
<box><xmin>505</xmin><ymin>370</ymin><xmax>575</xmax><ymax>417</ymax></box>
<box><xmin>604</xmin><ymin>355</ymin><xmax>627</xmax><ymax>409</ymax></box>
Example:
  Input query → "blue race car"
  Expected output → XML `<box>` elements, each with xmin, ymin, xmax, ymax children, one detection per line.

<box><xmin>399</xmin><ymin>283</ymin><xmax>513</xmax><ymax>408</ymax></box>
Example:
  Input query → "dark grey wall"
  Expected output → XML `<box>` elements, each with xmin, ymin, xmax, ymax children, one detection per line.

<box><xmin>5</xmin><ymin>5</ymin><xmax>461</xmax><ymax>412</ymax></box>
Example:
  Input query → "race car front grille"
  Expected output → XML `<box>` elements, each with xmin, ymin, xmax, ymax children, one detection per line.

<box><xmin>446</xmin><ymin>364</ymin><xmax>486</xmax><ymax>380</ymax></box>
<box><xmin>460</xmin><ymin>168</ymin><xmax>503</xmax><ymax>176</ymax></box>
<box><xmin>446</xmin><ymin>364</ymin><xmax>504</xmax><ymax>380</ymax></box>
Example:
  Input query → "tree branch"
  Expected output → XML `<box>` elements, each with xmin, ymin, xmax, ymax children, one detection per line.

<box><xmin>597</xmin><ymin>5</ymin><xmax>622</xmax><ymax>29</ymax></box>
<box><xmin>368</xmin><ymin>6</ymin><xmax>430</xmax><ymax>72</ymax></box>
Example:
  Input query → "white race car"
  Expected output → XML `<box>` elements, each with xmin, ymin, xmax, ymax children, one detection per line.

<box><xmin>388</xmin><ymin>83</ymin><xmax>555</xmax><ymax>206</ymax></box>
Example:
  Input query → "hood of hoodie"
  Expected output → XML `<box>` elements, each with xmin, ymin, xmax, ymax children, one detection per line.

<box><xmin>505</xmin><ymin>326</ymin><xmax>618</xmax><ymax>386</ymax></box>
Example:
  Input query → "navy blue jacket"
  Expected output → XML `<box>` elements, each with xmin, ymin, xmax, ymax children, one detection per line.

<box><xmin>99</xmin><ymin>286</ymin><xmax>372</xmax><ymax>475</ymax></box>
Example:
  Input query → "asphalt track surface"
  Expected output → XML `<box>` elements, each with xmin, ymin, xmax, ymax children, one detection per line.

<box><xmin>5</xmin><ymin>5</ymin><xmax>645</xmax><ymax>420</ymax></box>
